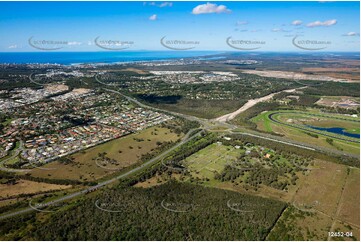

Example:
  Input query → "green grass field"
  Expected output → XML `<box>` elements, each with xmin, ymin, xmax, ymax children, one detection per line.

<box><xmin>180</xmin><ymin>143</ymin><xmax>360</xmax><ymax>241</ymax></box>
<box><xmin>180</xmin><ymin>142</ymin><xmax>308</xmax><ymax>198</ymax></box>
<box><xmin>252</xmin><ymin>111</ymin><xmax>273</xmax><ymax>132</ymax></box>
<box><xmin>184</xmin><ymin>143</ymin><xmax>242</xmax><ymax>181</ymax></box>
<box><xmin>30</xmin><ymin>126</ymin><xmax>182</xmax><ymax>182</ymax></box>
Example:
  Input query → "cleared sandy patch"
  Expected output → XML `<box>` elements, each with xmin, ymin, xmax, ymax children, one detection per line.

<box><xmin>0</xmin><ymin>180</ymin><xmax>71</xmax><ymax>198</ymax></box>
<box><xmin>242</xmin><ymin>70</ymin><xmax>353</xmax><ymax>82</ymax></box>
<box><xmin>45</xmin><ymin>84</ymin><xmax>69</xmax><ymax>92</ymax></box>
<box><xmin>215</xmin><ymin>87</ymin><xmax>305</xmax><ymax>122</ymax></box>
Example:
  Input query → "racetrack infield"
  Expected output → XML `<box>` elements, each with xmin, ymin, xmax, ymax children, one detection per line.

<box><xmin>252</xmin><ymin>110</ymin><xmax>360</xmax><ymax>155</ymax></box>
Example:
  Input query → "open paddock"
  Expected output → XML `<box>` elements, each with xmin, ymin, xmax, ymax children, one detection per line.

<box><xmin>29</xmin><ymin>127</ymin><xmax>181</xmax><ymax>182</ymax></box>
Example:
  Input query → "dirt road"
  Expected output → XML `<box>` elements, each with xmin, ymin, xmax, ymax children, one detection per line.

<box><xmin>214</xmin><ymin>87</ymin><xmax>305</xmax><ymax>122</ymax></box>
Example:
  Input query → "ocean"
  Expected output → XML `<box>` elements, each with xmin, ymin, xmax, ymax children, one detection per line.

<box><xmin>0</xmin><ymin>51</ymin><xmax>222</xmax><ymax>65</ymax></box>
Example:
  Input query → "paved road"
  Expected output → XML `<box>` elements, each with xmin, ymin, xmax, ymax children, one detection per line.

<box><xmin>0</xmin><ymin>128</ymin><xmax>202</xmax><ymax>220</ymax></box>
<box><xmin>237</xmin><ymin>132</ymin><xmax>316</xmax><ymax>151</ymax></box>
<box><xmin>109</xmin><ymin>88</ymin><xmax>359</xmax><ymax>158</ymax></box>
<box><xmin>104</xmin><ymin>88</ymin><xmax>211</xmax><ymax>125</ymax></box>
<box><xmin>2</xmin><ymin>83</ymin><xmax>358</xmax><ymax>220</ymax></box>
<box><xmin>0</xmin><ymin>141</ymin><xmax>30</xmax><ymax>173</ymax></box>
<box><xmin>28</xmin><ymin>73</ymin><xmax>44</xmax><ymax>86</ymax></box>
<box><xmin>104</xmin><ymin>89</ymin><xmax>231</xmax><ymax>133</ymax></box>
<box><xmin>104</xmin><ymin>88</ymin><xmax>238</xmax><ymax>131</ymax></box>
<box><xmin>229</xmin><ymin>129</ymin><xmax>359</xmax><ymax>159</ymax></box>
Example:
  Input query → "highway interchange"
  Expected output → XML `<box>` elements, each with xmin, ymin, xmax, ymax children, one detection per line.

<box><xmin>0</xmin><ymin>79</ymin><xmax>359</xmax><ymax>220</ymax></box>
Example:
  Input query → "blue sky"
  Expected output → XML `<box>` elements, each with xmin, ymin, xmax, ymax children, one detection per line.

<box><xmin>0</xmin><ymin>1</ymin><xmax>359</xmax><ymax>52</ymax></box>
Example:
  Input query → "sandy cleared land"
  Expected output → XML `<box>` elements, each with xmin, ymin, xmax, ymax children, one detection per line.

<box><xmin>316</xmin><ymin>96</ymin><xmax>360</xmax><ymax>109</ymax></box>
<box><xmin>302</xmin><ymin>67</ymin><xmax>360</xmax><ymax>82</ymax></box>
<box><xmin>242</xmin><ymin>70</ymin><xmax>357</xmax><ymax>82</ymax></box>
<box><xmin>70</xmin><ymin>88</ymin><xmax>92</xmax><ymax>94</ymax></box>
<box><xmin>97</xmin><ymin>68</ymin><xmax>148</xmax><ymax>75</ymax></box>
<box><xmin>122</xmin><ymin>68</ymin><xmax>148</xmax><ymax>74</ymax></box>
<box><xmin>45</xmin><ymin>84</ymin><xmax>69</xmax><ymax>92</ymax></box>
<box><xmin>302</xmin><ymin>67</ymin><xmax>360</xmax><ymax>73</ymax></box>
<box><xmin>0</xmin><ymin>180</ymin><xmax>71</xmax><ymax>198</ymax></box>
<box><xmin>215</xmin><ymin>87</ymin><xmax>304</xmax><ymax>122</ymax></box>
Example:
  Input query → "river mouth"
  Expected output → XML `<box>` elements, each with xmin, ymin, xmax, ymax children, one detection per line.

<box><xmin>307</xmin><ymin>126</ymin><xmax>360</xmax><ymax>139</ymax></box>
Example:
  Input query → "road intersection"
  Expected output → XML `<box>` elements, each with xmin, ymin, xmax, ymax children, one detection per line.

<box><xmin>0</xmin><ymin>84</ymin><xmax>358</xmax><ymax>220</ymax></box>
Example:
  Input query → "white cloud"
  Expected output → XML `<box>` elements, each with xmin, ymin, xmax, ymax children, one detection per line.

<box><xmin>343</xmin><ymin>32</ymin><xmax>359</xmax><ymax>36</ymax></box>
<box><xmin>291</xmin><ymin>20</ymin><xmax>302</xmax><ymax>26</ymax></box>
<box><xmin>192</xmin><ymin>3</ymin><xmax>231</xmax><ymax>15</ymax></box>
<box><xmin>306</xmin><ymin>19</ymin><xmax>337</xmax><ymax>27</ymax></box>
<box><xmin>8</xmin><ymin>45</ymin><xmax>17</xmax><ymax>49</ymax></box>
<box><xmin>149</xmin><ymin>14</ymin><xmax>158</xmax><ymax>21</ymax></box>
<box><xmin>236</xmin><ymin>21</ymin><xmax>248</xmax><ymax>26</ymax></box>
<box><xmin>144</xmin><ymin>2</ymin><xmax>172</xmax><ymax>7</ymax></box>
<box><xmin>159</xmin><ymin>2</ymin><xmax>173</xmax><ymax>7</ymax></box>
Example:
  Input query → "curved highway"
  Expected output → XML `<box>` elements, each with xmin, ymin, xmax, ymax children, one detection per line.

<box><xmin>0</xmin><ymin>128</ymin><xmax>203</xmax><ymax>220</ymax></box>
<box><xmin>0</xmin><ymin>141</ymin><xmax>30</xmax><ymax>173</ymax></box>
<box><xmin>1</xmin><ymin>78</ymin><xmax>359</xmax><ymax>220</ymax></box>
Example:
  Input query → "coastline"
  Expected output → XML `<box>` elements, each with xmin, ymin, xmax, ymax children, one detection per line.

<box><xmin>0</xmin><ymin>51</ymin><xmax>224</xmax><ymax>65</ymax></box>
